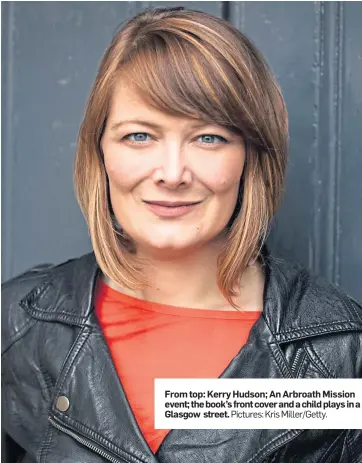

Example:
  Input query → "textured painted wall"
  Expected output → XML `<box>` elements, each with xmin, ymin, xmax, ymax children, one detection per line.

<box><xmin>228</xmin><ymin>2</ymin><xmax>362</xmax><ymax>298</ymax></box>
<box><xmin>2</xmin><ymin>1</ymin><xmax>361</xmax><ymax>299</ymax></box>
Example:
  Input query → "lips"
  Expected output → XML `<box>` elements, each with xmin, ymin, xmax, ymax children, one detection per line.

<box><xmin>143</xmin><ymin>200</ymin><xmax>202</xmax><ymax>218</ymax></box>
<box><xmin>143</xmin><ymin>200</ymin><xmax>202</xmax><ymax>207</ymax></box>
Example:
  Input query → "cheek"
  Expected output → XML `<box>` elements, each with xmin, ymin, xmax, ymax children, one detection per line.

<box><xmin>104</xmin><ymin>153</ymin><xmax>148</xmax><ymax>189</ymax></box>
<box><xmin>215</xmin><ymin>173</ymin><xmax>241</xmax><ymax>191</ymax></box>
<box><xmin>197</xmin><ymin>155</ymin><xmax>244</xmax><ymax>193</ymax></box>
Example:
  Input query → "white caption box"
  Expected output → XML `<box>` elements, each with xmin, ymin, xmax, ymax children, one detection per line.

<box><xmin>154</xmin><ymin>379</ymin><xmax>362</xmax><ymax>429</ymax></box>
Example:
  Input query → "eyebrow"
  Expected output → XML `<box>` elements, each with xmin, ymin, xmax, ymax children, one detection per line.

<box><xmin>110</xmin><ymin>119</ymin><xmax>211</xmax><ymax>131</ymax></box>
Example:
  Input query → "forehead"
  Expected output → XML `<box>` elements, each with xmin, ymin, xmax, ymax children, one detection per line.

<box><xmin>109</xmin><ymin>81</ymin><xmax>159</xmax><ymax>118</ymax></box>
<box><xmin>108</xmin><ymin>79</ymin><xmax>206</xmax><ymax>129</ymax></box>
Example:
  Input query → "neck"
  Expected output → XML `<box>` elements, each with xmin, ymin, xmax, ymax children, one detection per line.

<box><xmin>103</xmin><ymin>236</ymin><xmax>265</xmax><ymax>311</ymax></box>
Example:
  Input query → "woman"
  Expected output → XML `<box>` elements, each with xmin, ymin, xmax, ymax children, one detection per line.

<box><xmin>2</xmin><ymin>6</ymin><xmax>361</xmax><ymax>463</ymax></box>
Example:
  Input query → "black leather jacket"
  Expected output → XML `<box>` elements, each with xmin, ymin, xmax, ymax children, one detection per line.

<box><xmin>2</xmin><ymin>251</ymin><xmax>362</xmax><ymax>463</ymax></box>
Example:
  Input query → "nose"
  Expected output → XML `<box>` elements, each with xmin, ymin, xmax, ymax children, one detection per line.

<box><xmin>152</xmin><ymin>142</ymin><xmax>192</xmax><ymax>188</ymax></box>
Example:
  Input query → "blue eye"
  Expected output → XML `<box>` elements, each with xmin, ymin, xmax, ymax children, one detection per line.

<box><xmin>124</xmin><ymin>133</ymin><xmax>150</xmax><ymax>144</ymax></box>
<box><xmin>198</xmin><ymin>134</ymin><xmax>227</xmax><ymax>145</ymax></box>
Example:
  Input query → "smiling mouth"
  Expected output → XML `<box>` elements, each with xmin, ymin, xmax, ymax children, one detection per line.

<box><xmin>143</xmin><ymin>200</ymin><xmax>202</xmax><ymax>218</ymax></box>
<box><xmin>143</xmin><ymin>200</ymin><xmax>202</xmax><ymax>207</ymax></box>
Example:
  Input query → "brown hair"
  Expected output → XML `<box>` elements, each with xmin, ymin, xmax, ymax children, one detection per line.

<box><xmin>74</xmin><ymin>6</ymin><xmax>288</xmax><ymax>307</ymax></box>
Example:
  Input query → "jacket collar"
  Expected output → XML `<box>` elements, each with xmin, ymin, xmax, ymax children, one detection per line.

<box><xmin>20</xmin><ymin>252</ymin><xmax>99</xmax><ymax>326</ymax></box>
<box><xmin>20</xmin><ymin>248</ymin><xmax>362</xmax><ymax>340</ymax></box>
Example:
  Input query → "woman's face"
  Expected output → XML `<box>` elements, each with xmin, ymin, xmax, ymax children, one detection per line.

<box><xmin>101</xmin><ymin>81</ymin><xmax>246</xmax><ymax>257</ymax></box>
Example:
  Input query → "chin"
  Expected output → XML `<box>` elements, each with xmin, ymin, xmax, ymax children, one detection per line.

<box><xmin>135</xmin><ymin>235</ymin><xmax>203</xmax><ymax>257</ymax></box>
<box><xmin>129</xmin><ymin>223</ymin><xmax>226</xmax><ymax>257</ymax></box>
<box><xmin>145</xmin><ymin>238</ymin><xmax>194</xmax><ymax>251</ymax></box>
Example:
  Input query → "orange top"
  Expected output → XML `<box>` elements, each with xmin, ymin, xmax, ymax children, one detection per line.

<box><xmin>95</xmin><ymin>279</ymin><xmax>261</xmax><ymax>453</ymax></box>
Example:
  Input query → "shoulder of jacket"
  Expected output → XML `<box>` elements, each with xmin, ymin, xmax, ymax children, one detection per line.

<box><xmin>263</xmin><ymin>255</ymin><xmax>362</xmax><ymax>341</ymax></box>
<box><xmin>262</xmin><ymin>256</ymin><xmax>362</xmax><ymax>377</ymax></box>
<box><xmin>1</xmin><ymin>253</ymin><xmax>95</xmax><ymax>354</ymax></box>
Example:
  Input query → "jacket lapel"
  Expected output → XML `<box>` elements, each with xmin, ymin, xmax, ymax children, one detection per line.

<box><xmin>156</xmin><ymin>315</ymin><xmax>303</xmax><ymax>463</ymax></box>
<box><xmin>48</xmin><ymin>312</ymin><xmax>158</xmax><ymax>463</ymax></box>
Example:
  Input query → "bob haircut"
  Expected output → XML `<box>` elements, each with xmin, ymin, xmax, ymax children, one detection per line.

<box><xmin>74</xmin><ymin>6</ymin><xmax>288</xmax><ymax>308</ymax></box>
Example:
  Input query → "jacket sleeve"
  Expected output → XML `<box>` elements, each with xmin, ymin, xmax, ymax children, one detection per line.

<box><xmin>2</xmin><ymin>264</ymin><xmax>54</xmax><ymax>463</ymax></box>
<box><xmin>2</xmin><ymin>431</ymin><xmax>26</xmax><ymax>463</ymax></box>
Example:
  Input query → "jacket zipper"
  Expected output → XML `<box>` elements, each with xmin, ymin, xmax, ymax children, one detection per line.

<box><xmin>49</xmin><ymin>416</ymin><xmax>136</xmax><ymax>463</ymax></box>
<box><xmin>290</xmin><ymin>347</ymin><xmax>306</xmax><ymax>377</ymax></box>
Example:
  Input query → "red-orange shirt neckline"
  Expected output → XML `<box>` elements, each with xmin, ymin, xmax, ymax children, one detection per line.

<box><xmin>95</xmin><ymin>278</ymin><xmax>262</xmax><ymax>453</ymax></box>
